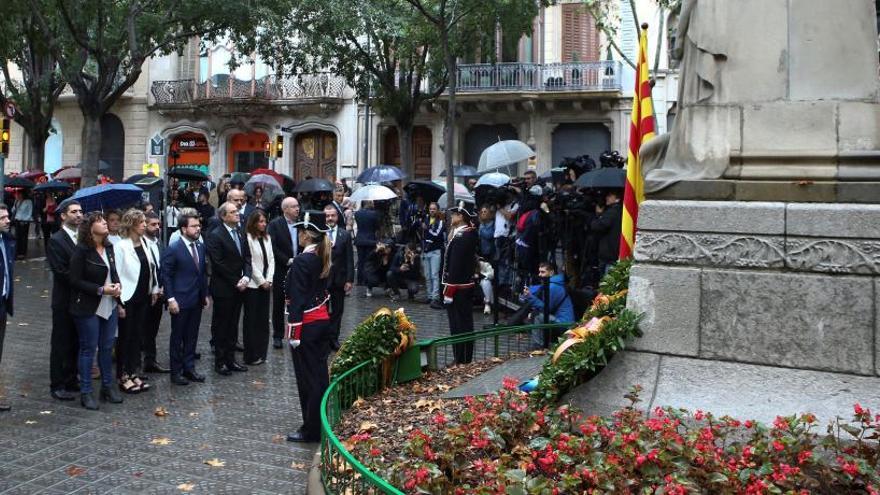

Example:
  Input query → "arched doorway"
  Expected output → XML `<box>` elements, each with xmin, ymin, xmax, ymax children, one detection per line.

<box><xmin>551</xmin><ymin>123</ymin><xmax>611</xmax><ymax>169</ymax></box>
<box><xmin>383</xmin><ymin>126</ymin><xmax>432</xmax><ymax>179</ymax></box>
<box><xmin>294</xmin><ymin>130</ymin><xmax>337</xmax><ymax>181</ymax></box>
<box><xmin>464</xmin><ymin>124</ymin><xmax>518</xmax><ymax>170</ymax></box>
<box><xmin>228</xmin><ymin>132</ymin><xmax>269</xmax><ymax>173</ymax></box>
<box><xmin>169</xmin><ymin>132</ymin><xmax>210</xmax><ymax>175</ymax></box>
<box><xmin>44</xmin><ymin>118</ymin><xmax>63</xmax><ymax>173</ymax></box>
<box><xmin>99</xmin><ymin>114</ymin><xmax>125</xmax><ymax>181</ymax></box>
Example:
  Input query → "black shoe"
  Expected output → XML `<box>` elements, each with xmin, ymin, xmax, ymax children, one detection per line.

<box><xmin>0</xmin><ymin>404</ymin><xmax>10</xmax><ymax>412</ymax></box>
<box><xmin>245</xmin><ymin>358</ymin><xmax>265</xmax><ymax>366</ymax></box>
<box><xmin>235</xmin><ymin>343</ymin><xmax>245</xmax><ymax>352</ymax></box>
<box><xmin>214</xmin><ymin>364</ymin><xmax>232</xmax><ymax>376</ymax></box>
<box><xmin>170</xmin><ymin>374</ymin><xmax>190</xmax><ymax>386</ymax></box>
<box><xmin>143</xmin><ymin>362</ymin><xmax>171</xmax><ymax>374</ymax></box>
<box><xmin>81</xmin><ymin>393</ymin><xmax>98</xmax><ymax>410</ymax></box>
<box><xmin>273</xmin><ymin>338</ymin><xmax>283</xmax><ymax>349</ymax></box>
<box><xmin>228</xmin><ymin>362</ymin><xmax>248</xmax><ymax>372</ymax></box>
<box><xmin>100</xmin><ymin>386</ymin><xmax>123</xmax><ymax>404</ymax></box>
<box><xmin>65</xmin><ymin>383</ymin><xmax>81</xmax><ymax>392</ymax></box>
<box><xmin>194</xmin><ymin>352</ymin><xmax>201</xmax><ymax>360</ymax></box>
<box><xmin>430</xmin><ymin>301</ymin><xmax>445</xmax><ymax>310</ymax></box>
<box><xmin>329</xmin><ymin>340</ymin><xmax>341</xmax><ymax>352</ymax></box>
<box><xmin>286</xmin><ymin>431</ymin><xmax>319</xmax><ymax>443</ymax></box>
<box><xmin>182</xmin><ymin>370</ymin><xmax>205</xmax><ymax>382</ymax></box>
<box><xmin>51</xmin><ymin>389</ymin><xmax>77</xmax><ymax>401</ymax></box>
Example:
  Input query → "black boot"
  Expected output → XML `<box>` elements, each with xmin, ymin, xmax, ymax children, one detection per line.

<box><xmin>100</xmin><ymin>386</ymin><xmax>123</xmax><ymax>404</ymax></box>
<box><xmin>81</xmin><ymin>392</ymin><xmax>98</xmax><ymax>410</ymax></box>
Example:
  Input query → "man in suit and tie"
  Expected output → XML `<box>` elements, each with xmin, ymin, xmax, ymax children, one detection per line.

<box><xmin>205</xmin><ymin>202</ymin><xmax>251</xmax><ymax>375</ymax></box>
<box><xmin>163</xmin><ymin>212</ymin><xmax>210</xmax><ymax>385</ymax></box>
<box><xmin>331</xmin><ymin>187</ymin><xmax>346</xmax><ymax>228</ymax></box>
<box><xmin>46</xmin><ymin>199</ymin><xmax>83</xmax><ymax>402</ymax></box>
<box><xmin>323</xmin><ymin>204</ymin><xmax>353</xmax><ymax>351</ymax></box>
<box><xmin>267</xmin><ymin>196</ymin><xmax>300</xmax><ymax>349</ymax></box>
<box><xmin>0</xmin><ymin>205</ymin><xmax>15</xmax><ymax>411</ymax></box>
<box><xmin>141</xmin><ymin>211</ymin><xmax>170</xmax><ymax>373</ymax></box>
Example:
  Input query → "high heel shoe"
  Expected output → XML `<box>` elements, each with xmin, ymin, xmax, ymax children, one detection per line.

<box><xmin>81</xmin><ymin>392</ymin><xmax>98</xmax><ymax>410</ymax></box>
<box><xmin>100</xmin><ymin>385</ymin><xmax>123</xmax><ymax>404</ymax></box>
<box><xmin>132</xmin><ymin>376</ymin><xmax>151</xmax><ymax>392</ymax></box>
<box><xmin>119</xmin><ymin>375</ymin><xmax>141</xmax><ymax>394</ymax></box>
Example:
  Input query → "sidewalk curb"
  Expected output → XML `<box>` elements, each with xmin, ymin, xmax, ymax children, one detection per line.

<box><xmin>306</xmin><ymin>450</ymin><xmax>323</xmax><ymax>495</ymax></box>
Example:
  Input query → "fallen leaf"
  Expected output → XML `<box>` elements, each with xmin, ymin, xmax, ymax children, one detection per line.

<box><xmin>251</xmin><ymin>380</ymin><xmax>265</xmax><ymax>389</ymax></box>
<box><xmin>17</xmin><ymin>323</ymin><xmax>29</xmax><ymax>327</ymax></box>
<box><xmin>133</xmin><ymin>471</ymin><xmax>143</xmax><ymax>478</ymax></box>
<box><xmin>436</xmin><ymin>384</ymin><xmax>451</xmax><ymax>392</ymax></box>
<box><xmin>154</xmin><ymin>406</ymin><xmax>169</xmax><ymax>417</ymax></box>
<box><xmin>529</xmin><ymin>349</ymin><xmax>547</xmax><ymax>356</ymax></box>
<box><xmin>198</xmin><ymin>444</ymin><xmax>211</xmax><ymax>451</ymax></box>
<box><xmin>358</xmin><ymin>421</ymin><xmax>379</xmax><ymax>432</ymax></box>
<box><xmin>204</xmin><ymin>458</ymin><xmax>226</xmax><ymax>467</ymax></box>
<box><xmin>490</xmin><ymin>357</ymin><xmax>504</xmax><ymax>363</ymax></box>
<box><xmin>291</xmin><ymin>461</ymin><xmax>307</xmax><ymax>469</ymax></box>
<box><xmin>177</xmin><ymin>482</ymin><xmax>196</xmax><ymax>492</ymax></box>
<box><xmin>271</xmin><ymin>434</ymin><xmax>285</xmax><ymax>444</ymax></box>
<box><xmin>150</xmin><ymin>437</ymin><xmax>174</xmax><ymax>446</ymax></box>
<box><xmin>25</xmin><ymin>285</ymin><xmax>32</xmax><ymax>289</ymax></box>
<box><xmin>351</xmin><ymin>397</ymin><xmax>365</xmax><ymax>409</ymax></box>
<box><xmin>188</xmin><ymin>412</ymin><xmax>199</xmax><ymax>417</ymax></box>
<box><xmin>796</xmin><ymin>180</ymin><xmax>814</xmax><ymax>186</ymax></box>
<box><xmin>39</xmin><ymin>410</ymin><xmax>52</xmax><ymax>415</ymax></box>
<box><xmin>24</xmin><ymin>420</ymin><xmax>36</xmax><ymax>425</ymax></box>
<box><xmin>65</xmin><ymin>465</ymin><xmax>87</xmax><ymax>477</ymax></box>
<box><xmin>39</xmin><ymin>295</ymin><xmax>48</xmax><ymax>298</ymax></box>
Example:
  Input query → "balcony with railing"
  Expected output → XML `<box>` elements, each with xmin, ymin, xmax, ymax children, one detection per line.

<box><xmin>150</xmin><ymin>73</ymin><xmax>347</xmax><ymax>106</ymax></box>
<box><xmin>453</xmin><ymin>61</ymin><xmax>621</xmax><ymax>94</ymax></box>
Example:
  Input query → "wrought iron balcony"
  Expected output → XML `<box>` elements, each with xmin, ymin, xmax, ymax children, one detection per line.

<box><xmin>150</xmin><ymin>73</ymin><xmax>347</xmax><ymax>106</ymax></box>
<box><xmin>454</xmin><ymin>61</ymin><xmax>621</xmax><ymax>93</ymax></box>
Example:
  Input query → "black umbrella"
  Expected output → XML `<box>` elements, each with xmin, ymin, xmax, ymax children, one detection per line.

<box><xmin>574</xmin><ymin>167</ymin><xmax>626</xmax><ymax>189</ymax></box>
<box><xmin>404</xmin><ymin>180</ymin><xmax>445</xmax><ymax>203</ymax></box>
<box><xmin>167</xmin><ymin>167</ymin><xmax>209</xmax><ymax>181</ymax></box>
<box><xmin>33</xmin><ymin>180</ymin><xmax>72</xmax><ymax>193</ymax></box>
<box><xmin>438</xmin><ymin>165</ymin><xmax>480</xmax><ymax>178</ymax></box>
<box><xmin>124</xmin><ymin>173</ymin><xmax>152</xmax><ymax>184</ymax></box>
<box><xmin>5</xmin><ymin>176</ymin><xmax>36</xmax><ymax>188</ymax></box>
<box><xmin>294</xmin><ymin>178</ymin><xmax>334</xmax><ymax>193</ymax></box>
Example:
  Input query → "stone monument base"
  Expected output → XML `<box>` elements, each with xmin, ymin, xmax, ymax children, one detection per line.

<box><xmin>565</xmin><ymin>199</ymin><xmax>880</xmax><ymax>422</ymax></box>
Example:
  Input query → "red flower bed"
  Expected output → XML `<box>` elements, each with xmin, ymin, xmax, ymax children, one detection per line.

<box><xmin>346</xmin><ymin>381</ymin><xmax>879</xmax><ymax>494</ymax></box>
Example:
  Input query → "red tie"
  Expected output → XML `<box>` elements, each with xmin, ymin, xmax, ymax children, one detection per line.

<box><xmin>190</xmin><ymin>242</ymin><xmax>199</xmax><ymax>268</ymax></box>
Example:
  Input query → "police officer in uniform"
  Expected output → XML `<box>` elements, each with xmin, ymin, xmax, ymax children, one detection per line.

<box><xmin>441</xmin><ymin>201</ymin><xmax>478</xmax><ymax>364</ymax></box>
<box><xmin>284</xmin><ymin>211</ymin><xmax>333</xmax><ymax>443</ymax></box>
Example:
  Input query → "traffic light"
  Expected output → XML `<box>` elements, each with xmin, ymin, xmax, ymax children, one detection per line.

<box><xmin>1</xmin><ymin>119</ymin><xmax>9</xmax><ymax>157</ymax></box>
<box><xmin>264</xmin><ymin>140</ymin><xmax>271</xmax><ymax>158</ymax></box>
<box><xmin>275</xmin><ymin>135</ymin><xmax>283</xmax><ymax>159</ymax></box>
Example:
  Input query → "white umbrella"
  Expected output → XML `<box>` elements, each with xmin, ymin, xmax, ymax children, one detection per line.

<box><xmin>475</xmin><ymin>172</ymin><xmax>511</xmax><ymax>188</ymax></box>
<box><xmin>478</xmin><ymin>140</ymin><xmax>534</xmax><ymax>172</ymax></box>
<box><xmin>430</xmin><ymin>180</ymin><xmax>471</xmax><ymax>196</ymax></box>
<box><xmin>349</xmin><ymin>184</ymin><xmax>397</xmax><ymax>203</ymax></box>
<box><xmin>437</xmin><ymin>190</ymin><xmax>475</xmax><ymax>208</ymax></box>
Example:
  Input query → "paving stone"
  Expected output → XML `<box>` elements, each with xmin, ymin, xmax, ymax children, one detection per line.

<box><xmin>0</xmin><ymin>258</ymin><xmax>491</xmax><ymax>494</ymax></box>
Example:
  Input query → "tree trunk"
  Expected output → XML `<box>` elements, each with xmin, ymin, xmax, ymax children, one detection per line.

<box><xmin>397</xmin><ymin>123</ymin><xmax>415</xmax><ymax>180</ymax></box>
<box><xmin>80</xmin><ymin>113</ymin><xmax>102</xmax><ymax>187</ymax></box>
<box><xmin>28</xmin><ymin>133</ymin><xmax>45</xmax><ymax>171</ymax></box>
<box><xmin>442</xmin><ymin>31</ymin><xmax>457</xmax><ymax>210</ymax></box>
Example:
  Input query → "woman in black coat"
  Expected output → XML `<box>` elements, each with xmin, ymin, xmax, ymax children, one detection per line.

<box><xmin>353</xmin><ymin>201</ymin><xmax>379</xmax><ymax>289</ymax></box>
<box><xmin>69</xmin><ymin>212</ymin><xmax>125</xmax><ymax>410</ymax></box>
<box><xmin>284</xmin><ymin>211</ymin><xmax>332</xmax><ymax>443</ymax></box>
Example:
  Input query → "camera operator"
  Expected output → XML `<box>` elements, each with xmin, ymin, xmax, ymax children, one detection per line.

<box><xmin>590</xmin><ymin>189</ymin><xmax>623</xmax><ymax>275</ymax></box>
<box><xmin>515</xmin><ymin>185</ymin><xmax>544</xmax><ymax>284</ymax></box>
<box><xmin>546</xmin><ymin>184</ymin><xmax>595</xmax><ymax>288</ymax></box>
<box><xmin>363</xmin><ymin>240</ymin><xmax>395</xmax><ymax>298</ymax></box>
<box><xmin>387</xmin><ymin>242</ymin><xmax>421</xmax><ymax>302</ymax></box>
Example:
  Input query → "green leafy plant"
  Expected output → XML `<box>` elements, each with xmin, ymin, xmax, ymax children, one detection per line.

<box><xmin>531</xmin><ymin>259</ymin><xmax>641</xmax><ymax>407</ymax></box>
<box><xmin>331</xmin><ymin>307</ymin><xmax>417</xmax><ymax>379</ymax></box>
<box><xmin>345</xmin><ymin>384</ymin><xmax>880</xmax><ymax>494</ymax></box>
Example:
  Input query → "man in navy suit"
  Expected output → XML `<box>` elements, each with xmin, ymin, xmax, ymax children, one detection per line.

<box><xmin>162</xmin><ymin>212</ymin><xmax>209</xmax><ymax>386</ymax></box>
<box><xmin>0</xmin><ymin>205</ymin><xmax>15</xmax><ymax>411</ymax></box>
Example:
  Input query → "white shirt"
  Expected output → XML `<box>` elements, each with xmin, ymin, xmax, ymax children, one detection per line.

<box><xmin>328</xmin><ymin>225</ymin><xmax>338</xmax><ymax>246</ymax></box>
<box><xmin>494</xmin><ymin>204</ymin><xmax>517</xmax><ymax>238</ymax></box>
<box><xmin>62</xmin><ymin>225</ymin><xmax>78</xmax><ymax>245</ymax></box>
<box><xmin>95</xmin><ymin>249</ymin><xmax>117</xmax><ymax>320</ymax></box>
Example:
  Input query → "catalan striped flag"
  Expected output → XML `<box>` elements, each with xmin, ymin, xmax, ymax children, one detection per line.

<box><xmin>619</xmin><ymin>24</ymin><xmax>656</xmax><ymax>260</ymax></box>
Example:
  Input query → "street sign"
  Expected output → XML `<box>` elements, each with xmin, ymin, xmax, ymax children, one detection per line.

<box><xmin>3</xmin><ymin>102</ymin><xmax>16</xmax><ymax>119</ymax></box>
<box><xmin>150</xmin><ymin>134</ymin><xmax>165</xmax><ymax>156</ymax></box>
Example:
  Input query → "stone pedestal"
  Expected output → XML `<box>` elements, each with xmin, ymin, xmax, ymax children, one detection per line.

<box><xmin>564</xmin><ymin>199</ymin><xmax>880</xmax><ymax>422</ymax></box>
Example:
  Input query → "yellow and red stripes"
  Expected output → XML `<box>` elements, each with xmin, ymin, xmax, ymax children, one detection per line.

<box><xmin>619</xmin><ymin>25</ymin><xmax>656</xmax><ymax>260</ymax></box>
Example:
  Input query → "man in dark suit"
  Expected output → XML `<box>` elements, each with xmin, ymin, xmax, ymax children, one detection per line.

<box><xmin>226</xmin><ymin>189</ymin><xmax>253</xmax><ymax>229</ymax></box>
<box><xmin>323</xmin><ymin>204</ymin><xmax>353</xmax><ymax>351</ymax></box>
<box><xmin>330</xmin><ymin>187</ymin><xmax>346</xmax><ymax>228</ymax></box>
<box><xmin>163</xmin><ymin>212</ymin><xmax>209</xmax><ymax>385</ymax></box>
<box><xmin>0</xmin><ymin>205</ymin><xmax>15</xmax><ymax>411</ymax></box>
<box><xmin>267</xmin><ymin>196</ymin><xmax>300</xmax><ymax>349</ymax></box>
<box><xmin>46</xmin><ymin>199</ymin><xmax>83</xmax><ymax>401</ymax></box>
<box><xmin>205</xmin><ymin>201</ymin><xmax>252</xmax><ymax>375</ymax></box>
<box><xmin>142</xmin><ymin>211</ymin><xmax>169</xmax><ymax>373</ymax></box>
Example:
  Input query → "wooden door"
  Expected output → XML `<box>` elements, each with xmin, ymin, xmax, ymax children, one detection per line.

<box><xmin>294</xmin><ymin>130</ymin><xmax>337</xmax><ymax>181</ymax></box>
<box><xmin>383</xmin><ymin>126</ymin><xmax>432</xmax><ymax>179</ymax></box>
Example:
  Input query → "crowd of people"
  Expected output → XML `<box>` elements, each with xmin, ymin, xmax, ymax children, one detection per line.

<box><xmin>0</xmin><ymin>162</ymin><xmax>624</xmax><ymax>442</ymax></box>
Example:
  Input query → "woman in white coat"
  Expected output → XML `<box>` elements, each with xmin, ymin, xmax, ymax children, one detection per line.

<box><xmin>243</xmin><ymin>209</ymin><xmax>275</xmax><ymax>365</ymax></box>
<box><xmin>115</xmin><ymin>209</ymin><xmax>159</xmax><ymax>393</ymax></box>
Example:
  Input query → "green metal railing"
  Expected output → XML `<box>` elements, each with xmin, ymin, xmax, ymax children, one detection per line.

<box><xmin>319</xmin><ymin>322</ymin><xmax>569</xmax><ymax>494</ymax></box>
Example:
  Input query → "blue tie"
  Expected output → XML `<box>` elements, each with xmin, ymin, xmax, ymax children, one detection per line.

<box><xmin>231</xmin><ymin>228</ymin><xmax>241</xmax><ymax>254</ymax></box>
